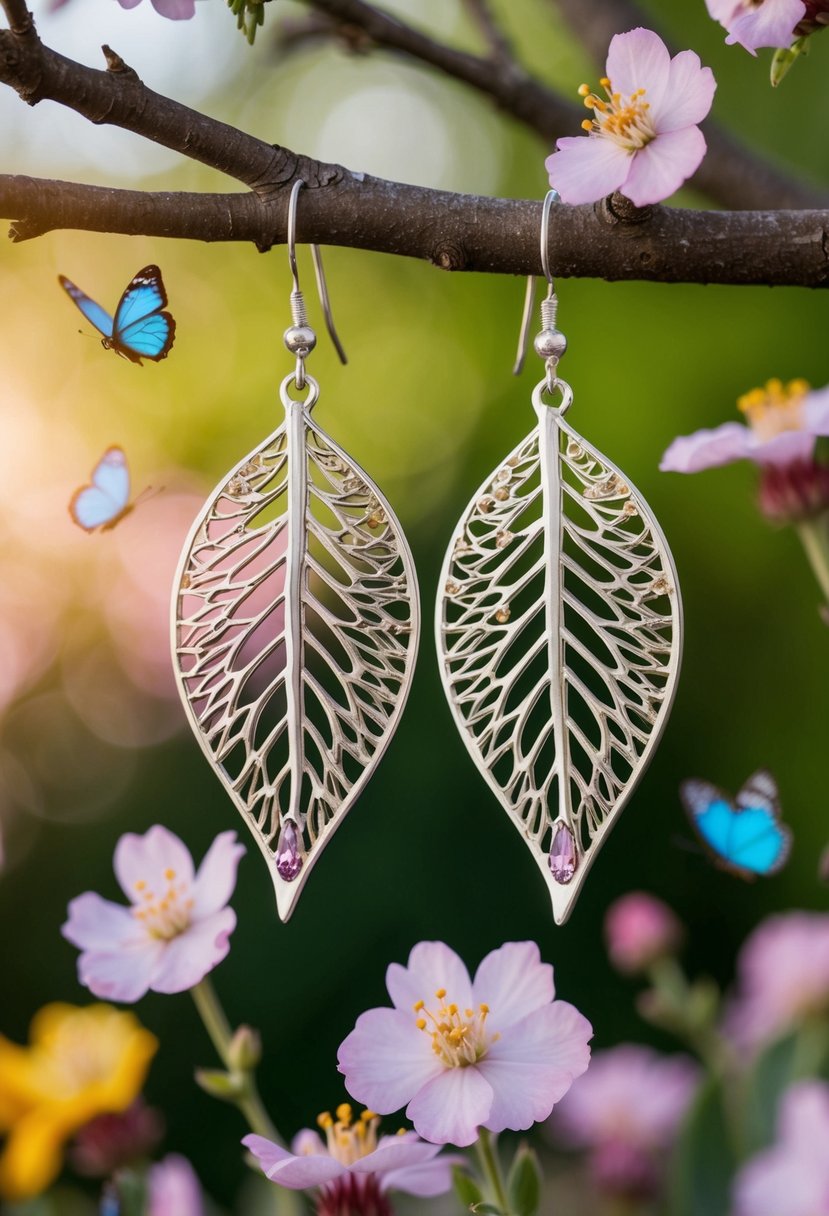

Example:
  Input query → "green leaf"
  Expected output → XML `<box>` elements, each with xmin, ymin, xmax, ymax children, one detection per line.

<box><xmin>506</xmin><ymin>1144</ymin><xmax>542</xmax><ymax>1216</ymax></box>
<box><xmin>744</xmin><ymin>1030</ymin><xmax>799</xmax><ymax>1152</ymax></box>
<box><xmin>453</xmin><ymin>1165</ymin><xmax>485</xmax><ymax>1209</ymax></box>
<box><xmin>771</xmin><ymin>36</ymin><xmax>810</xmax><ymax>86</ymax></box>
<box><xmin>669</xmin><ymin>1074</ymin><xmax>735</xmax><ymax>1216</ymax></box>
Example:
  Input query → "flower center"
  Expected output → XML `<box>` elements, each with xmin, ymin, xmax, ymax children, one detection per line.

<box><xmin>131</xmin><ymin>869</ymin><xmax>193</xmax><ymax>940</ymax></box>
<box><xmin>413</xmin><ymin>989</ymin><xmax>499</xmax><ymax>1068</ymax></box>
<box><xmin>578</xmin><ymin>77</ymin><xmax>656</xmax><ymax>152</ymax></box>
<box><xmin>315</xmin><ymin>1104</ymin><xmax>381</xmax><ymax>1165</ymax></box>
<box><xmin>737</xmin><ymin>377</ymin><xmax>811</xmax><ymax>442</ymax></box>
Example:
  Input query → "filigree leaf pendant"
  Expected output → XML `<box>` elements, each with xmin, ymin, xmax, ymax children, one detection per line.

<box><xmin>172</xmin><ymin>375</ymin><xmax>420</xmax><ymax>921</ymax></box>
<box><xmin>436</xmin><ymin>382</ymin><xmax>683</xmax><ymax>923</ymax></box>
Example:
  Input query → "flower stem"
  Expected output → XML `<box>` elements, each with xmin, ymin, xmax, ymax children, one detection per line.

<box><xmin>476</xmin><ymin>1128</ymin><xmax>511</xmax><ymax>1215</ymax></box>
<box><xmin>796</xmin><ymin>517</ymin><xmax>829</xmax><ymax>611</ymax></box>
<box><xmin>191</xmin><ymin>977</ymin><xmax>283</xmax><ymax>1145</ymax></box>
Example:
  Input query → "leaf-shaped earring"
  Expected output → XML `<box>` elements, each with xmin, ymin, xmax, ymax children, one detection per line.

<box><xmin>436</xmin><ymin>191</ymin><xmax>683</xmax><ymax>924</ymax></box>
<box><xmin>172</xmin><ymin>181</ymin><xmax>420</xmax><ymax>921</ymax></box>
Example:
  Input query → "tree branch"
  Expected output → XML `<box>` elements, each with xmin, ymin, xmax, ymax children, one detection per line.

<box><xmin>3</xmin><ymin>172</ymin><xmax>828</xmax><ymax>288</ymax></box>
<box><xmin>296</xmin><ymin>0</ymin><xmax>828</xmax><ymax>211</ymax></box>
<box><xmin>460</xmin><ymin>0</ymin><xmax>515</xmax><ymax>66</ymax></box>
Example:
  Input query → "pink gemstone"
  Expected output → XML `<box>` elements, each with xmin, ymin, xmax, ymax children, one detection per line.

<box><xmin>275</xmin><ymin>820</ymin><xmax>303</xmax><ymax>881</ymax></box>
<box><xmin>549</xmin><ymin>822</ymin><xmax>577</xmax><ymax>884</ymax></box>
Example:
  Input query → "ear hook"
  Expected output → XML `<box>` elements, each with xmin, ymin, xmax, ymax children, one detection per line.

<box><xmin>513</xmin><ymin>188</ymin><xmax>561</xmax><ymax>376</ymax></box>
<box><xmin>285</xmin><ymin>178</ymin><xmax>348</xmax><ymax>368</ymax></box>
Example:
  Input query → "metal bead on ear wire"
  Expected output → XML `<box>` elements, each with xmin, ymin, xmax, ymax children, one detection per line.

<box><xmin>171</xmin><ymin>179</ymin><xmax>420</xmax><ymax>922</ymax></box>
<box><xmin>436</xmin><ymin>190</ymin><xmax>683</xmax><ymax>924</ymax></box>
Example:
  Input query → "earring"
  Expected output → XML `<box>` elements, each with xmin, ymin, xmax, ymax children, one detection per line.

<box><xmin>435</xmin><ymin>190</ymin><xmax>683</xmax><ymax>924</ymax></box>
<box><xmin>172</xmin><ymin>180</ymin><xmax>420</xmax><ymax>922</ymax></box>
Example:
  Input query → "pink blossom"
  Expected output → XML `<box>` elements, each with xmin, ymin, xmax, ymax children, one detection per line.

<box><xmin>147</xmin><ymin>1154</ymin><xmax>204</xmax><ymax>1216</ymax></box>
<box><xmin>605</xmin><ymin>892</ymin><xmax>684</xmax><ymax>974</ymax></box>
<box><xmin>550</xmin><ymin>1045</ymin><xmax>700</xmax><ymax>1201</ymax></box>
<box><xmin>337</xmin><ymin>941</ymin><xmax>592</xmax><ymax>1147</ymax></box>
<box><xmin>725</xmin><ymin>912</ymin><xmax>829</xmax><ymax>1050</ymax></box>
<box><xmin>244</xmin><ymin>1106</ymin><xmax>460</xmax><ymax>1210</ymax></box>
<box><xmin>53</xmin><ymin>0</ymin><xmax>195</xmax><ymax>17</ymax></box>
<box><xmin>706</xmin><ymin>0</ymin><xmax>806</xmax><ymax>52</ymax></box>
<box><xmin>733</xmin><ymin>1082</ymin><xmax>829</xmax><ymax>1216</ymax></box>
<box><xmin>545</xmin><ymin>28</ymin><xmax>716</xmax><ymax>207</ymax></box>
<box><xmin>62</xmin><ymin>825</ymin><xmax>244</xmax><ymax>1002</ymax></box>
<box><xmin>661</xmin><ymin>379</ymin><xmax>829</xmax><ymax>473</ymax></box>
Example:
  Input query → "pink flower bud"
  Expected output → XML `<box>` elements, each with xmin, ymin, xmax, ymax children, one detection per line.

<box><xmin>605</xmin><ymin>893</ymin><xmax>684</xmax><ymax>974</ymax></box>
<box><xmin>758</xmin><ymin>458</ymin><xmax>829</xmax><ymax>523</ymax></box>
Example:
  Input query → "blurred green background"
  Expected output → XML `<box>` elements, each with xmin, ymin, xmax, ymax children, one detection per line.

<box><xmin>0</xmin><ymin>0</ymin><xmax>828</xmax><ymax>1207</ymax></box>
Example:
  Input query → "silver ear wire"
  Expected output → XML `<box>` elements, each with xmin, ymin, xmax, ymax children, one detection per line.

<box><xmin>283</xmin><ymin>178</ymin><xmax>348</xmax><ymax>388</ymax></box>
<box><xmin>512</xmin><ymin>188</ymin><xmax>563</xmax><ymax>377</ymax></box>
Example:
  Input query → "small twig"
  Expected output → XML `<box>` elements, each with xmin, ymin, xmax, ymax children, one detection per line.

<box><xmin>0</xmin><ymin>0</ymin><xmax>33</xmax><ymax>35</ymax></box>
<box><xmin>461</xmin><ymin>0</ymin><xmax>515</xmax><ymax>66</ymax></box>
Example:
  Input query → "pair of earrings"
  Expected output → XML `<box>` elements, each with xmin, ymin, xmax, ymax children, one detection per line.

<box><xmin>171</xmin><ymin>186</ymin><xmax>683</xmax><ymax>924</ymax></box>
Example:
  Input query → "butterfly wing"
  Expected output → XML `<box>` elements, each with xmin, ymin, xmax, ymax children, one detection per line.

<box><xmin>680</xmin><ymin>773</ymin><xmax>790</xmax><ymax>878</ymax></box>
<box><xmin>69</xmin><ymin>447</ymin><xmax>131</xmax><ymax>532</ymax></box>
<box><xmin>681</xmin><ymin>779</ymin><xmax>745</xmax><ymax>873</ymax></box>
<box><xmin>58</xmin><ymin>275</ymin><xmax>114</xmax><ymax>339</ymax></box>
<box><xmin>112</xmin><ymin>266</ymin><xmax>175</xmax><ymax>362</ymax></box>
<box><xmin>731</xmin><ymin>770</ymin><xmax>791</xmax><ymax>875</ymax></box>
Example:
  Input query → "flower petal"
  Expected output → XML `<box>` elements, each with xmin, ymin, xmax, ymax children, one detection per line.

<box><xmin>779</xmin><ymin>1081</ymin><xmax>829</xmax><ymax>1157</ymax></box>
<box><xmin>339</xmin><ymin>1008</ymin><xmax>442</xmax><ymax>1113</ymax></box>
<box><xmin>243</xmin><ymin>1135</ymin><xmax>346</xmax><ymax>1189</ymax></box>
<box><xmin>78</xmin><ymin>943</ymin><xmax>163</xmax><ymax>1003</ymax></box>
<box><xmin>148</xmin><ymin>908</ymin><xmax>235</xmax><ymax>994</ymax></box>
<box><xmin>655</xmin><ymin>52</ymin><xmax>716</xmax><ymax>133</ymax></box>
<box><xmin>660</xmin><ymin>422</ymin><xmax>753</xmax><ymax>472</ymax></box>
<box><xmin>803</xmin><ymin>387</ymin><xmax>829</xmax><ymax>437</ymax></box>
<box><xmin>606</xmin><ymin>28</ymin><xmax>671</xmax><ymax>112</ymax></box>
<box><xmin>243</xmin><ymin>1135</ymin><xmax>293</xmax><ymax>1172</ymax></box>
<box><xmin>151</xmin><ymin>0</ymin><xmax>196</xmax><ymax>16</ymax></box>
<box><xmin>477</xmin><ymin>1002</ymin><xmax>592</xmax><ymax>1133</ymax></box>
<box><xmin>386</xmin><ymin>942</ymin><xmax>473</xmax><ymax>1013</ymax></box>
<box><xmin>382</xmin><ymin>1154</ymin><xmax>463</xmax><ymax>1197</ymax></box>
<box><xmin>749</xmin><ymin>430</ymin><xmax>815</xmax><ymax>467</ymax></box>
<box><xmin>726</xmin><ymin>0</ymin><xmax>806</xmax><ymax>52</ymax></box>
<box><xmin>351</xmin><ymin>1134</ymin><xmax>440</xmax><ymax>1175</ymax></box>
<box><xmin>192</xmin><ymin>832</ymin><xmax>244</xmax><ymax>918</ymax></box>
<box><xmin>620</xmin><ymin>126</ymin><xmax>706</xmax><ymax>206</ymax></box>
<box><xmin>406</xmin><ymin>1067</ymin><xmax>493</xmax><ymax>1147</ymax></box>
<box><xmin>62</xmin><ymin>892</ymin><xmax>143</xmax><ymax>951</ymax></box>
<box><xmin>0</xmin><ymin>1109</ymin><xmax>68</xmax><ymax>1201</ymax></box>
<box><xmin>147</xmin><ymin>1154</ymin><xmax>203</xmax><ymax>1216</ymax></box>
<box><xmin>545</xmin><ymin>137</ymin><xmax>631</xmax><ymax>206</ymax></box>
<box><xmin>472</xmin><ymin>942</ymin><xmax>554</xmax><ymax>1029</ymax></box>
<box><xmin>114</xmin><ymin>825</ymin><xmax>194</xmax><ymax>905</ymax></box>
<box><xmin>291</xmin><ymin>1129</ymin><xmax>326</xmax><ymax>1156</ymax></box>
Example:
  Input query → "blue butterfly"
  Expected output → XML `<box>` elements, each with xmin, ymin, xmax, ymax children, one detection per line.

<box><xmin>680</xmin><ymin>770</ymin><xmax>791</xmax><ymax>880</ymax></box>
<box><xmin>59</xmin><ymin>265</ymin><xmax>175</xmax><ymax>364</ymax></box>
<box><xmin>69</xmin><ymin>447</ymin><xmax>134</xmax><ymax>533</ymax></box>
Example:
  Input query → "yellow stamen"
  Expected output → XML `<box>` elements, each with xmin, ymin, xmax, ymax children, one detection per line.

<box><xmin>336</xmin><ymin>1103</ymin><xmax>352</xmax><ymax>1125</ymax></box>
<box><xmin>736</xmin><ymin>377</ymin><xmax>811</xmax><ymax>443</ymax></box>
<box><xmin>317</xmin><ymin>1112</ymin><xmax>334</xmax><ymax>1129</ymax></box>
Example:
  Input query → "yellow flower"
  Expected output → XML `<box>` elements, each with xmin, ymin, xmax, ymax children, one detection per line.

<box><xmin>0</xmin><ymin>1002</ymin><xmax>157</xmax><ymax>1200</ymax></box>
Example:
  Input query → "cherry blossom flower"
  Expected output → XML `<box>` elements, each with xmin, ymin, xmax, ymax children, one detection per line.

<box><xmin>245</xmin><ymin>1104</ymin><xmax>460</xmax><ymax>1215</ymax></box>
<box><xmin>549</xmin><ymin>1045</ymin><xmax>700</xmax><ymax>1202</ymax></box>
<box><xmin>53</xmin><ymin>0</ymin><xmax>195</xmax><ymax>18</ymax></box>
<box><xmin>605</xmin><ymin>893</ymin><xmax>684</xmax><ymax>975</ymax></box>
<box><xmin>545</xmin><ymin>28</ymin><xmax>716</xmax><ymax>207</ymax></box>
<box><xmin>725</xmin><ymin>912</ymin><xmax>829</xmax><ymax>1050</ymax></box>
<box><xmin>706</xmin><ymin>0</ymin><xmax>807</xmax><ymax>52</ymax></box>
<box><xmin>62</xmin><ymin>825</ymin><xmax>245</xmax><ymax>1003</ymax></box>
<box><xmin>733</xmin><ymin>1081</ymin><xmax>829</xmax><ymax>1216</ymax></box>
<box><xmin>148</xmin><ymin>1154</ymin><xmax>204</xmax><ymax>1216</ymax></box>
<box><xmin>661</xmin><ymin>379</ymin><xmax>829</xmax><ymax>474</ymax></box>
<box><xmin>337</xmin><ymin>941</ymin><xmax>592</xmax><ymax>1147</ymax></box>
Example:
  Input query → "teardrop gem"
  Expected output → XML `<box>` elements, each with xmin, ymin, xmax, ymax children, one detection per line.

<box><xmin>549</xmin><ymin>822</ymin><xmax>577</xmax><ymax>884</ymax></box>
<box><xmin>275</xmin><ymin>820</ymin><xmax>302</xmax><ymax>881</ymax></box>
